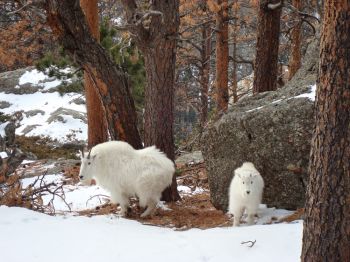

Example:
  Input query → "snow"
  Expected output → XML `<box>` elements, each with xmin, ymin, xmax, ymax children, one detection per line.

<box><xmin>293</xmin><ymin>84</ymin><xmax>317</xmax><ymax>101</ymax></box>
<box><xmin>0</xmin><ymin>122</ymin><xmax>7</xmax><ymax>136</ymax></box>
<box><xmin>0</xmin><ymin>68</ymin><xmax>87</xmax><ymax>142</ymax></box>
<box><xmin>19</xmin><ymin>69</ymin><xmax>46</xmax><ymax>85</ymax></box>
<box><xmin>0</xmin><ymin>168</ymin><xmax>303</xmax><ymax>262</ymax></box>
<box><xmin>246</xmin><ymin>84</ymin><xmax>316</xmax><ymax>113</ymax></box>
<box><xmin>0</xmin><ymin>151</ymin><xmax>8</xmax><ymax>158</ymax></box>
<box><xmin>0</xmin><ymin>205</ymin><xmax>302</xmax><ymax>262</ymax></box>
<box><xmin>40</xmin><ymin>79</ymin><xmax>62</xmax><ymax>90</ymax></box>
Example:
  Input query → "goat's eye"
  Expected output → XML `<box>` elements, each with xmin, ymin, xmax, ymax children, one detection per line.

<box><xmin>251</xmin><ymin>181</ymin><xmax>253</xmax><ymax>184</ymax></box>
<box><xmin>242</xmin><ymin>182</ymin><xmax>245</xmax><ymax>184</ymax></box>
<box><xmin>88</xmin><ymin>162</ymin><xmax>91</xmax><ymax>165</ymax></box>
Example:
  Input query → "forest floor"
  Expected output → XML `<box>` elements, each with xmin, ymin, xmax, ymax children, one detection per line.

<box><xmin>69</xmin><ymin>161</ymin><xmax>303</xmax><ymax>229</ymax></box>
<box><xmin>2</xmin><ymin>157</ymin><xmax>303</xmax><ymax>230</ymax></box>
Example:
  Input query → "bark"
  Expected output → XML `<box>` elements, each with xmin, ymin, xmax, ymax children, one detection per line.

<box><xmin>215</xmin><ymin>0</ymin><xmax>229</xmax><ymax>113</ymax></box>
<box><xmin>301</xmin><ymin>2</ymin><xmax>350</xmax><ymax>261</ymax></box>
<box><xmin>45</xmin><ymin>0</ymin><xmax>143</xmax><ymax>149</ymax></box>
<box><xmin>231</xmin><ymin>1</ymin><xmax>238</xmax><ymax>103</ymax></box>
<box><xmin>80</xmin><ymin>0</ymin><xmax>108</xmax><ymax>147</ymax></box>
<box><xmin>121</xmin><ymin>0</ymin><xmax>180</xmax><ymax>201</ymax></box>
<box><xmin>253</xmin><ymin>0</ymin><xmax>282</xmax><ymax>94</ymax></box>
<box><xmin>288</xmin><ymin>0</ymin><xmax>302</xmax><ymax>80</ymax></box>
<box><xmin>199</xmin><ymin>23</ymin><xmax>211</xmax><ymax>127</ymax></box>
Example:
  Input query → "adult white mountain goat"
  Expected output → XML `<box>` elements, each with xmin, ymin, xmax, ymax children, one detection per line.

<box><xmin>228</xmin><ymin>162</ymin><xmax>264</xmax><ymax>226</ymax></box>
<box><xmin>79</xmin><ymin>141</ymin><xmax>175</xmax><ymax>217</ymax></box>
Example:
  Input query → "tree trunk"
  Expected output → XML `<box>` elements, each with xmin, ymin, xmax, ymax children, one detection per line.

<box><xmin>253</xmin><ymin>0</ymin><xmax>282</xmax><ymax>94</ymax></box>
<box><xmin>80</xmin><ymin>0</ymin><xmax>108</xmax><ymax>148</ymax></box>
<box><xmin>301</xmin><ymin>2</ymin><xmax>350</xmax><ymax>261</ymax></box>
<box><xmin>288</xmin><ymin>0</ymin><xmax>302</xmax><ymax>80</ymax></box>
<box><xmin>215</xmin><ymin>0</ymin><xmax>229</xmax><ymax>113</ymax></box>
<box><xmin>199</xmin><ymin>23</ymin><xmax>211</xmax><ymax>127</ymax></box>
<box><xmin>121</xmin><ymin>0</ymin><xmax>180</xmax><ymax>201</ymax></box>
<box><xmin>45</xmin><ymin>0</ymin><xmax>143</xmax><ymax>149</ymax></box>
<box><xmin>231</xmin><ymin>0</ymin><xmax>239</xmax><ymax>103</ymax></box>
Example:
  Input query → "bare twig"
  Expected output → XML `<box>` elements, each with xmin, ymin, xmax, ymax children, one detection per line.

<box><xmin>241</xmin><ymin>240</ymin><xmax>257</xmax><ymax>248</ymax></box>
<box><xmin>85</xmin><ymin>194</ymin><xmax>110</xmax><ymax>206</ymax></box>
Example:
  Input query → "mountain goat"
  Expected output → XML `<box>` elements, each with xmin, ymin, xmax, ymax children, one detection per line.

<box><xmin>228</xmin><ymin>162</ymin><xmax>264</xmax><ymax>226</ymax></box>
<box><xmin>79</xmin><ymin>141</ymin><xmax>175</xmax><ymax>217</ymax></box>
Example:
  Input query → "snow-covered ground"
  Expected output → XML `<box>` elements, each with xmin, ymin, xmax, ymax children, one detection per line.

<box><xmin>0</xmin><ymin>171</ymin><xmax>303</xmax><ymax>262</ymax></box>
<box><xmin>0</xmin><ymin>68</ymin><xmax>87</xmax><ymax>142</ymax></box>
<box><xmin>0</xmin><ymin>205</ymin><xmax>302</xmax><ymax>262</ymax></box>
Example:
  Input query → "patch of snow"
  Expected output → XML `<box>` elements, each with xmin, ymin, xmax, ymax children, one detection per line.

<box><xmin>0</xmin><ymin>151</ymin><xmax>8</xmax><ymax>158</ymax></box>
<box><xmin>0</xmin><ymin>122</ymin><xmax>7</xmax><ymax>136</ymax></box>
<box><xmin>59</xmin><ymin>67</ymin><xmax>73</xmax><ymax>74</ymax></box>
<box><xmin>192</xmin><ymin>187</ymin><xmax>205</xmax><ymax>195</ymax></box>
<box><xmin>246</xmin><ymin>105</ymin><xmax>265</xmax><ymax>113</ymax></box>
<box><xmin>157</xmin><ymin>201</ymin><xmax>172</xmax><ymax>211</ymax></box>
<box><xmin>0</xmin><ymin>205</ymin><xmax>303</xmax><ymax>262</ymax></box>
<box><xmin>292</xmin><ymin>84</ymin><xmax>316</xmax><ymax>101</ymax></box>
<box><xmin>21</xmin><ymin>160</ymin><xmax>35</xmax><ymax>165</ymax></box>
<box><xmin>40</xmin><ymin>79</ymin><xmax>62</xmax><ymax>90</ymax></box>
<box><xmin>178</xmin><ymin>185</ymin><xmax>192</xmax><ymax>194</ymax></box>
<box><xmin>19</xmin><ymin>69</ymin><xmax>47</xmax><ymax>85</ymax></box>
<box><xmin>1</xmin><ymin>92</ymin><xmax>86</xmax><ymax>142</ymax></box>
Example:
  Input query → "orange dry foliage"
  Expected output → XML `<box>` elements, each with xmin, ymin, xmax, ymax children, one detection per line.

<box><xmin>0</xmin><ymin>19</ymin><xmax>55</xmax><ymax>72</ymax></box>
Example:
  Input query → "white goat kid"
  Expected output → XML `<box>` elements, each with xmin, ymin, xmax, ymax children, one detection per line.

<box><xmin>228</xmin><ymin>162</ymin><xmax>264</xmax><ymax>226</ymax></box>
<box><xmin>79</xmin><ymin>141</ymin><xmax>175</xmax><ymax>217</ymax></box>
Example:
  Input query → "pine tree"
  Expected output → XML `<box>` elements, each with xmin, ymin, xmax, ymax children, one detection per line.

<box><xmin>301</xmin><ymin>1</ymin><xmax>350</xmax><ymax>261</ymax></box>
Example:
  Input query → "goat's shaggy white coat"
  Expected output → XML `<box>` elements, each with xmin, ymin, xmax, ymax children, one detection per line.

<box><xmin>228</xmin><ymin>162</ymin><xmax>264</xmax><ymax>226</ymax></box>
<box><xmin>79</xmin><ymin>141</ymin><xmax>175</xmax><ymax>217</ymax></box>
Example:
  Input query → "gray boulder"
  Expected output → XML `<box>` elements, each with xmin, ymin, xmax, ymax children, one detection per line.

<box><xmin>47</xmin><ymin>107</ymin><xmax>87</xmax><ymax>124</ymax></box>
<box><xmin>0</xmin><ymin>67</ymin><xmax>40</xmax><ymax>94</ymax></box>
<box><xmin>201</xmin><ymin>38</ymin><xmax>319</xmax><ymax>211</ymax></box>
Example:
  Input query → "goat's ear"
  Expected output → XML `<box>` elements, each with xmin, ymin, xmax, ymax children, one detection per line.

<box><xmin>80</xmin><ymin>150</ymin><xmax>84</xmax><ymax>158</ymax></box>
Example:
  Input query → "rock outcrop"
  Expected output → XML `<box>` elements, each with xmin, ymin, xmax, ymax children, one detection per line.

<box><xmin>201</xmin><ymin>39</ymin><xmax>319</xmax><ymax>211</ymax></box>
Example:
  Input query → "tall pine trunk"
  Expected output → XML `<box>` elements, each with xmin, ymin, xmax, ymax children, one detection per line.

<box><xmin>80</xmin><ymin>0</ymin><xmax>108</xmax><ymax>147</ymax></box>
<box><xmin>253</xmin><ymin>0</ymin><xmax>282</xmax><ymax>94</ymax></box>
<box><xmin>121</xmin><ymin>0</ymin><xmax>180</xmax><ymax>201</ymax></box>
<box><xmin>215</xmin><ymin>0</ymin><xmax>229</xmax><ymax>113</ymax></box>
<box><xmin>301</xmin><ymin>1</ymin><xmax>350</xmax><ymax>261</ymax></box>
<box><xmin>199</xmin><ymin>23</ymin><xmax>211</xmax><ymax>127</ymax></box>
<box><xmin>288</xmin><ymin>0</ymin><xmax>302</xmax><ymax>80</ymax></box>
<box><xmin>45</xmin><ymin>0</ymin><xmax>143</xmax><ymax>149</ymax></box>
<box><xmin>231</xmin><ymin>0</ymin><xmax>239</xmax><ymax>103</ymax></box>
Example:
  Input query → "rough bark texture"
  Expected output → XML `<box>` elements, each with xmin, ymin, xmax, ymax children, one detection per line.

<box><xmin>301</xmin><ymin>2</ymin><xmax>350</xmax><ymax>261</ymax></box>
<box><xmin>80</xmin><ymin>0</ymin><xmax>108</xmax><ymax>147</ymax></box>
<box><xmin>199</xmin><ymin>23</ymin><xmax>211</xmax><ymax>127</ymax></box>
<box><xmin>121</xmin><ymin>0</ymin><xmax>180</xmax><ymax>201</ymax></box>
<box><xmin>288</xmin><ymin>0</ymin><xmax>302</xmax><ymax>80</ymax></box>
<box><xmin>215</xmin><ymin>0</ymin><xmax>229</xmax><ymax>113</ymax></box>
<box><xmin>231</xmin><ymin>1</ymin><xmax>239</xmax><ymax>104</ymax></box>
<box><xmin>253</xmin><ymin>0</ymin><xmax>282</xmax><ymax>94</ymax></box>
<box><xmin>45</xmin><ymin>0</ymin><xmax>142</xmax><ymax>149</ymax></box>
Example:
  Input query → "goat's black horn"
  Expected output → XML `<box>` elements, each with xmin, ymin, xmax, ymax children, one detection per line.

<box><xmin>87</xmin><ymin>148</ymin><xmax>92</xmax><ymax>159</ymax></box>
<box><xmin>81</xmin><ymin>146</ymin><xmax>85</xmax><ymax>157</ymax></box>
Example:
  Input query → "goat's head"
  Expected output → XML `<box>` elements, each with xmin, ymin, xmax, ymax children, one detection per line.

<box><xmin>79</xmin><ymin>148</ymin><xmax>97</xmax><ymax>183</ymax></box>
<box><xmin>235</xmin><ymin>164</ymin><xmax>261</xmax><ymax>198</ymax></box>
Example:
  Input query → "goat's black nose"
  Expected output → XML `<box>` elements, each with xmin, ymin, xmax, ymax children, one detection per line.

<box><xmin>246</xmin><ymin>191</ymin><xmax>250</xmax><ymax>194</ymax></box>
